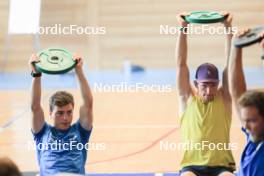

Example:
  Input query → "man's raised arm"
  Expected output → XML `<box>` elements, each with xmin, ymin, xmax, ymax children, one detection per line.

<box><xmin>74</xmin><ymin>55</ymin><xmax>93</xmax><ymax>131</ymax></box>
<box><xmin>228</xmin><ymin>31</ymin><xmax>248</xmax><ymax>121</ymax></box>
<box><xmin>29</xmin><ymin>54</ymin><xmax>45</xmax><ymax>133</ymax></box>
<box><xmin>176</xmin><ymin>14</ymin><xmax>192</xmax><ymax>116</ymax></box>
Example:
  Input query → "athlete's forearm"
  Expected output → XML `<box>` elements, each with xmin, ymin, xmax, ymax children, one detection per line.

<box><xmin>176</xmin><ymin>31</ymin><xmax>188</xmax><ymax>67</ymax></box>
<box><xmin>222</xmin><ymin>33</ymin><xmax>233</xmax><ymax>94</ymax></box>
<box><xmin>31</xmin><ymin>77</ymin><xmax>42</xmax><ymax>110</ymax></box>
<box><xmin>228</xmin><ymin>46</ymin><xmax>246</xmax><ymax>100</ymax></box>
<box><xmin>75</xmin><ymin>68</ymin><xmax>93</xmax><ymax>108</ymax></box>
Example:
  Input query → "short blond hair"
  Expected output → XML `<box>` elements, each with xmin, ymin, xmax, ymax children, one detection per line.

<box><xmin>238</xmin><ymin>90</ymin><xmax>264</xmax><ymax>118</ymax></box>
<box><xmin>49</xmin><ymin>91</ymin><xmax>74</xmax><ymax>111</ymax></box>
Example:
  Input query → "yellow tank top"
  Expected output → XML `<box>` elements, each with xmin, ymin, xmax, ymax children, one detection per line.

<box><xmin>180</xmin><ymin>95</ymin><xmax>235</xmax><ymax>170</ymax></box>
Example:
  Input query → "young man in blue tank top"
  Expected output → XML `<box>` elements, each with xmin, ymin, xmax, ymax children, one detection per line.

<box><xmin>229</xmin><ymin>31</ymin><xmax>264</xmax><ymax>176</ymax></box>
<box><xmin>29</xmin><ymin>54</ymin><xmax>93</xmax><ymax>176</ymax></box>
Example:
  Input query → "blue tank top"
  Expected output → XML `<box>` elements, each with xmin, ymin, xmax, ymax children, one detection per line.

<box><xmin>32</xmin><ymin>121</ymin><xmax>92</xmax><ymax>176</ymax></box>
<box><xmin>237</xmin><ymin>128</ymin><xmax>264</xmax><ymax>176</ymax></box>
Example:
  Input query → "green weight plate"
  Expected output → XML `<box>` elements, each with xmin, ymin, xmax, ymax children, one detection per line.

<box><xmin>35</xmin><ymin>48</ymin><xmax>76</xmax><ymax>74</ymax></box>
<box><xmin>234</xmin><ymin>26</ymin><xmax>264</xmax><ymax>48</ymax></box>
<box><xmin>185</xmin><ymin>11</ymin><xmax>226</xmax><ymax>24</ymax></box>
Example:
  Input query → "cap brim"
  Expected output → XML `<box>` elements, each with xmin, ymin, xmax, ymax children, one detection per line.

<box><xmin>196</xmin><ymin>79</ymin><xmax>219</xmax><ymax>83</ymax></box>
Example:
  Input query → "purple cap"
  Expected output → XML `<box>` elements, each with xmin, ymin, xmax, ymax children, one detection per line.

<box><xmin>195</xmin><ymin>63</ymin><xmax>219</xmax><ymax>83</ymax></box>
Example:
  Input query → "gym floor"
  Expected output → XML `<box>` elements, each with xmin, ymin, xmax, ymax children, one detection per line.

<box><xmin>0</xmin><ymin>70</ymin><xmax>263</xmax><ymax>174</ymax></box>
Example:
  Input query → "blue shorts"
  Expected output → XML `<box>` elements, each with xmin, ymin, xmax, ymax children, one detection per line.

<box><xmin>180</xmin><ymin>166</ymin><xmax>234</xmax><ymax>176</ymax></box>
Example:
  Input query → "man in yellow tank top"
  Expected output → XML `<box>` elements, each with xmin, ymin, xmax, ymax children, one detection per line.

<box><xmin>176</xmin><ymin>12</ymin><xmax>235</xmax><ymax>176</ymax></box>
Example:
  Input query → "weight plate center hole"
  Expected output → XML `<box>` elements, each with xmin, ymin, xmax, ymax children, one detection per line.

<box><xmin>51</xmin><ymin>56</ymin><xmax>59</xmax><ymax>61</ymax></box>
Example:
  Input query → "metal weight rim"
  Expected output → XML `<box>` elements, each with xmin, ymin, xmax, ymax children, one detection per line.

<box><xmin>185</xmin><ymin>11</ymin><xmax>226</xmax><ymax>24</ymax></box>
<box><xmin>234</xmin><ymin>26</ymin><xmax>264</xmax><ymax>48</ymax></box>
<box><xmin>35</xmin><ymin>48</ymin><xmax>76</xmax><ymax>74</ymax></box>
